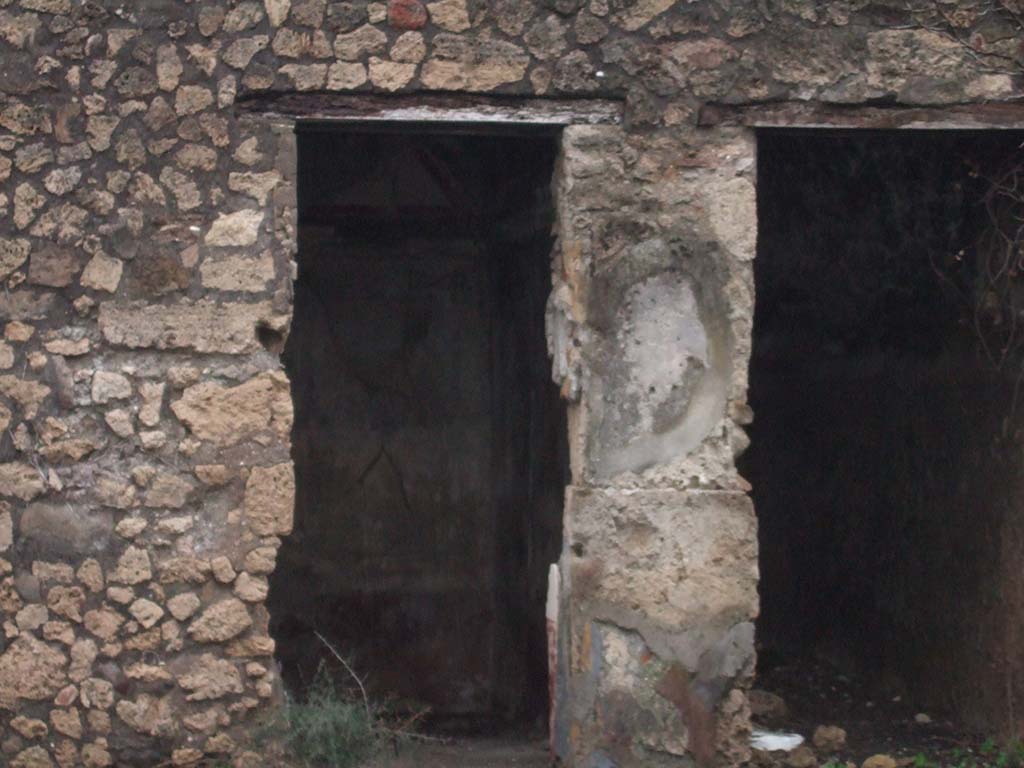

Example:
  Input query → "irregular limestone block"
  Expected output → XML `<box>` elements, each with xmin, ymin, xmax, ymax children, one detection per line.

<box><xmin>98</xmin><ymin>300</ymin><xmax>276</xmax><ymax>354</ymax></box>
<box><xmin>0</xmin><ymin>462</ymin><xmax>46</xmax><ymax>501</ymax></box>
<box><xmin>110</xmin><ymin>546</ymin><xmax>152</xmax><ymax>585</ymax></box>
<box><xmin>143</xmin><ymin>473</ymin><xmax>194</xmax><ymax>509</ymax></box>
<box><xmin>200</xmin><ymin>252</ymin><xmax>275</xmax><ymax>293</ymax></box>
<box><xmin>176</xmin><ymin>654</ymin><xmax>243</xmax><ymax>701</ymax></box>
<box><xmin>187</xmin><ymin>598</ymin><xmax>252</xmax><ymax>643</ymax></box>
<box><xmin>0</xmin><ymin>634</ymin><xmax>68</xmax><ymax>709</ymax></box>
<box><xmin>420</xmin><ymin>34</ymin><xmax>528</xmax><ymax>90</ymax></box>
<box><xmin>167</xmin><ymin>593</ymin><xmax>201</xmax><ymax>621</ymax></box>
<box><xmin>170</xmin><ymin>371</ymin><xmax>292</xmax><ymax>446</ymax></box>
<box><xmin>243</xmin><ymin>463</ymin><xmax>295</xmax><ymax>536</ymax></box>
<box><xmin>204</xmin><ymin>209</ymin><xmax>263</xmax><ymax>246</ymax></box>
<box><xmin>115</xmin><ymin>694</ymin><xmax>177</xmax><ymax>737</ymax></box>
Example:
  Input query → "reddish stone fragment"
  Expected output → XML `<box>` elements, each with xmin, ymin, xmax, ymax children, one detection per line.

<box><xmin>388</xmin><ymin>0</ymin><xmax>427</xmax><ymax>29</ymax></box>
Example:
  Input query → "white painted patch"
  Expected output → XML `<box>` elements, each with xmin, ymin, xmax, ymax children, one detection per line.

<box><xmin>750</xmin><ymin>729</ymin><xmax>805</xmax><ymax>752</ymax></box>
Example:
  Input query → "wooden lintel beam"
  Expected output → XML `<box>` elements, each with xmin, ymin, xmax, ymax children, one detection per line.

<box><xmin>698</xmin><ymin>101</ymin><xmax>1024</xmax><ymax>131</ymax></box>
<box><xmin>237</xmin><ymin>92</ymin><xmax>624</xmax><ymax>128</ymax></box>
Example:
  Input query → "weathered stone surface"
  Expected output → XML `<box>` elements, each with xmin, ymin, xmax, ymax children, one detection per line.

<box><xmin>265</xmin><ymin>0</ymin><xmax>291</xmax><ymax>26</ymax></box>
<box><xmin>44</xmin><ymin>337</ymin><xmax>89</xmax><ymax>356</ymax></box>
<box><xmin>175</xmin><ymin>143</ymin><xmax>218</xmax><ymax>171</ymax></box>
<box><xmin>68</xmin><ymin>638</ymin><xmax>96</xmax><ymax>683</ymax></box>
<box><xmin>0</xmin><ymin>237</ymin><xmax>30</xmax><ymax>279</ymax></box>
<box><xmin>223</xmin><ymin>1</ymin><xmax>265</xmax><ymax>32</ymax></box>
<box><xmin>144</xmin><ymin>473</ymin><xmax>194</xmax><ymax>508</ymax></box>
<box><xmin>47</xmin><ymin>586</ymin><xmax>85</xmax><ymax>622</ymax></box>
<box><xmin>159</xmin><ymin>167</ymin><xmax>203</xmax><ymax>211</ymax></box>
<box><xmin>224</xmin><ymin>35</ymin><xmax>270</xmax><ymax>69</ymax></box>
<box><xmin>243</xmin><ymin>463</ymin><xmax>295</xmax><ymax>536</ymax></box>
<box><xmin>421</xmin><ymin>35</ymin><xmax>529</xmax><ymax>90</ymax></box>
<box><xmin>99</xmin><ymin>300</ymin><xmax>276</xmax><ymax>354</ymax></box>
<box><xmin>575</xmin><ymin>11</ymin><xmax>607</xmax><ymax>43</ymax></box>
<box><xmin>115</xmin><ymin>694</ymin><xmax>177</xmax><ymax>737</ymax></box>
<box><xmin>227</xmin><ymin>171</ymin><xmax>282</xmax><ymax>205</ymax></box>
<box><xmin>156</xmin><ymin>44</ymin><xmax>183</xmax><ymax>91</ymax></box>
<box><xmin>157</xmin><ymin>555</ymin><xmax>212</xmax><ymax>585</ymax></box>
<box><xmin>42</xmin><ymin>166</ymin><xmax>81</xmax><ymax>196</ymax></box>
<box><xmin>212</xmin><ymin>556</ymin><xmax>237</xmax><ymax>583</ymax></box>
<box><xmin>612</xmin><ymin>0</ymin><xmax>674</xmax><ymax>31</ymax></box>
<box><xmin>175</xmin><ymin>86</ymin><xmax>214</xmax><ymax>116</ymax></box>
<box><xmin>15</xmin><ymin>142</ymin><xmax>53</xmax><ymax>174</ymax></box>
<box><xmin>280</xmin><ymin>63</ymin><xmax>329</xmax><ymax>90</ymax></box>
<box><xmin>525</xmin><ymin>14</ymin><xmax>567</xmax><ymax>60</ymax></box>
<box><xmin>51</xmin><ymin>707</ymin><xmax>82</xmax><ymax>739</ymax></box>
<box><xmin>10</xmin><ymin>715</ymin><xmax>48</xmax><ymax>738</ymax></box>
<box><xmin>0</xmin><ymin>635</ymin><xmax>68</xmax><ymax>709</ymax></box>
<box><xmin>187</xmin><ymin>598</ymin><xmax>252</xmax><ymax>643</ymax></box>
<box><xmin>167</xmin><ymin>592</ymin><xmax>201</xmax><ymax>621</ymax></box>
<box><xmin>567</xmin><ymin>489</ymin><xmax>757</xmax><ymax>630</ymax></box>
<box><xmin>139</xmin><ymin>381</ymin><xmax>165</xmax><ymax>427</ymax></box>
<box><xmin>334</xmin><ymin>23</ymin><xmax>387</xmax><ymax>60</ymax></box>
<box><xmin>0</xmin><ymin>12</ymin><xmax>41</xmax><ymax>49</ymax></box>
<box><xmin>115</xmin><ymin>66</ymin><xmax>158</xmax><ymax>98</ymax></box>
<box><xmin>80</xmin><ymin>677</ymin><xmax>114</xmax><ymax>709</ymax></box>
<box><xmin>78</xmin><ymin>559</ymin><xmax>104</xmax><ymax>593</ymax></box>
<box><xmin>0</xmin><ymin>508</ymin><xmax>11</xmax><ymax>551</ymax></box>
<box><xmin>80</xmin><ymin>254</ymin><xmax>123</xmax><ymax>293</ymax></box>
<box><xmin>11</xmin><ymin>746</ymin><xmax>55</xmax><ymax>768</ymax></box>
<box><xmin>368</xmin><ymin>57</ymin><xmax>417</xmax><ymax>91</ymax></box>
<box><xmin>200</xmin><ymin>252</ymin><xmax>276</xmax><ymax>293</ymax></box>
<box><xmin>272</xmin><ymin>27</ymin><xmax>311</xmax><ymax>57</ymax></box>
<box><xmin>244</xmin><ymin>546</ymin><xmax>277</xmax><ymax>574</ymax></box>
<box><xmin>129</xmin><ymin>598</ymin><xmax>165</xmax><ymax>628</ymax></box>
<box><xmin>83</xmin><ymin>608</ymin><xmax>124</xmax><ymax>642</ymax></box>
<box><xmin>0</xmin><ymin>375</ymin><xmax>51</xmax><ymax>418</ymax></box>
<box><xmin>492</xmin><ymin>0</ymin><xmax>533</xmax><ymax>35</ymax></box>
<box><xmin>328</xmin><ymin>61</ymin><xmax>368</xmax><ymax>89</ymax></box>
<box><xmin>85</xmin><ymin>115</ymin><xmax>119</xmax><ymax>152</ymax></box>
<box><xmin>293</xmin><ymin>0</ymin><xmax>326</xmax><ymax>25</ymax></box>
<box><xmin>104</xmin><ymin>409</ymin><xmax>134</xmax><ymax>436</ymax></box>
<box><xmin>428</xmin><ymin>0</ymin><xmax>470</xmax><ymax>31</ymax></box>
<box><xmin>391</xmin><ymin>30</ymin><xmax>426</xmax><ymax>62</ymax></box>
<box><xmin>234</xmin><ymin>572</ymin><xmax>269</xmax><ymax>602</ymax></box>
<box><xmin>205</xmin><ymin>209</ymin><xmax>264</xmax><ymax>247</ymax></box>
<box><xmin>0</xmin><ymin>462</ymin><xmax>46</xmax><ymax>501</ymax></box>
<box><xmin>110</xmin><ymin>546</ymin><xmax>153</xmax><ymax>585</ymax></box>
<box><xmin>177</xmin><ymin>654</ymin><xmax>244</xmax><ymax>701</ymax></box>
<box><xmin>388</xmin><ymin>0</ymin><xmax>427</xmax><ymax>29</ymax></box>
<box><xmin>17</xmin><ymin>603</ymin><xmax>48</xmax><ymax>630</ymax></box>
<box><xmin>171</xmin><ymin>371</ymin><xmax>293</xmax><ymax>446</ymax></box>
<box><xmin>28</xmin><ymin>244</ymin><xmax>79</xmax><ymax>288</ymax></box>
<box><xmin>91</xmin><ymin>371</ymin><xmax>132</xmax><ymax>404</ymax></box>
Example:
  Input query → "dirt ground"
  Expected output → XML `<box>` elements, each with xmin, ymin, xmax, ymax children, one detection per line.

<box><xmin>753</xmin><ymin>657</ymin><xmax>998</xmax><ymax>766</ymax></box>
<box><xmin>366</xmin><ymin>737</ymin><xmax>552</xmax><ymax>768</ymax></box>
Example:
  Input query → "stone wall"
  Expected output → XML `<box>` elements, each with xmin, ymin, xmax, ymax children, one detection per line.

<box><xmin>0</xmin><ymin>0</ymin><xmax>1019</xmax><ymax>766</ymax></box>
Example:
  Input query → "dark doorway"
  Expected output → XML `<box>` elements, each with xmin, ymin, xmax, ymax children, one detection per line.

<box><xmin>743</xmin><ymin>129</ymin><xmax>1024</xmax><ymax>743</ymax></box>
<box><xmin>267</xmin><ymin>126</ymin><xmax>569</xmax><ymax>734</ymax></box>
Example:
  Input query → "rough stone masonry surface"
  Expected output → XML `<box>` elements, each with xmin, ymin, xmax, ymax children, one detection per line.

<box><xmin>0</xmin><ymin>0</ymin><xmax>1018</xmax><ymax>765</ymax></box>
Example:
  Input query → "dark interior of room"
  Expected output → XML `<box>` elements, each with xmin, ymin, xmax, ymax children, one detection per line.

<box><xmin>267</xmin><ymin>127</ymin><xmax>568</xmax><ymax>734</ymax></box>
<box><xmin>742</xmin><ymin>129</ymin><xmax>1024</xmax><ymax>735</ymax></box>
